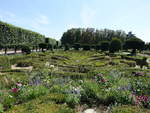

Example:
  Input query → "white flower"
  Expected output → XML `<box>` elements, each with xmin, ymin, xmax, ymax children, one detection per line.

<box><xmin>16</xmin><ymin>83</ymin><xmax>22</xmax><ymax>87</ymax></box>
<box><xmin>45</xmin><ymin>62</ymin><xmax>50</xmax><ymax>67</ymax></box>
<box><xmin>9</xmin><ymin>95</ymin><xmax>13</xmax><ymax>98</ymax></box>
<box><xmin>50</xmin><ymin>65</ymin><xmax>54</xmax><ymax>68</ymax></box>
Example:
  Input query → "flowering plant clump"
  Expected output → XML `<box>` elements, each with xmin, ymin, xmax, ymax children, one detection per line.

<box><xmin>10</xmin><ymin>82</ymin><xmax>23</xmax><ymax>95</ymax></box>
<box><xmin>16</xmin><ymin>82</ymin><xmax>22</xmax><ymax>87</ymax></box>
<box><xmin>132</xmin><ymin>72</ymin><xmax>144</xmax><ymax>77</ymax></box>
<box><xmin>11</xmin><ymin>88</ymin><xmax>19</xmax><ymax>93</ymax></box>
<box><xmin>95</xmin><ymin>73</ymin><xmax>107</xmax><ymax>83</ymax></box>
<box><xmin>132</xmin><ymin>94</ymin><xmax>150</xmax><ymax>108</ymax></box>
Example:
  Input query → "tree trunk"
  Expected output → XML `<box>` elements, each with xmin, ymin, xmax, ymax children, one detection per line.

<box><xmin>5</xmin><ymin>48</ymin><xmax>7</xmax><ymax>54</ymax></box>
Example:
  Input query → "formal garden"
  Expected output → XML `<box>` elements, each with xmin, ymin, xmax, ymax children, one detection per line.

<box><xmin>0</xmin><ymin>21</ymin><xmax>150</xmax><ymax>113</ymax></box>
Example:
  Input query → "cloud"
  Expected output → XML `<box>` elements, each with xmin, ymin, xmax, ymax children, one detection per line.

<box><xmin>80</xmin><ymin>4</ymin><xmax>96</xmax><ymax>27</ymax></box>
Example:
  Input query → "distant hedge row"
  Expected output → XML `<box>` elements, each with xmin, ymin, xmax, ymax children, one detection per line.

<box><xmin>0</xmin><ymin>21</ymin><xmax>56</xmax><ymax>48</ymax></box>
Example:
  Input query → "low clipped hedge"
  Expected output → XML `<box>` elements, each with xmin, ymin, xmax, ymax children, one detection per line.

<box><xmin>111</xmin><ymin>105</ymin><xmax>150</xmax><ymax>113</ymax></box>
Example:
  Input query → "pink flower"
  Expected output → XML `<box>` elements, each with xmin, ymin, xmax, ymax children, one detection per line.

<box><xmin>16</xmin><ymin>83</ymin><xmax>22</xmax><ymax>87</ymax></box>
<box><xmin>11</xmin><ymin>88</ymin><xmax>19</xmax><ymax>93</ymax></box>
<box><xmin>101</xmin><ymin>78</ymin><xmax>107</xmax><ymax>82</ymax></box>
<box><xmin>135</xmin><ymin>95</ymin><xmax>149</xmax><ymax>105</ymax></box>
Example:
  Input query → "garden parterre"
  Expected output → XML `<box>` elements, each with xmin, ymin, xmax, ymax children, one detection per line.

<box><xmin>0</xmin><ymin>50</ymin><xmax>150</xmax><ymax>113</ymax></box>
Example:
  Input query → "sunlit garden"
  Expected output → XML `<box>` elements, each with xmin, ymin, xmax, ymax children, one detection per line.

<box><xmin>0</xmin><ymin>50</ymin><xmax>150</xmax><ymax>113</ymax></box>
<box><xmin>0</xmin><ymin>21</ymin><xmax>150</xmax><ymax>113</ymax></box>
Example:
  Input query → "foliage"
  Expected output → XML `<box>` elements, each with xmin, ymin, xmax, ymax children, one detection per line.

<box><xmin>109</xmin><ymin>38</ymin><xmax>122</xmax><ymax>53</ymax></box>
<box><xmin>100</xmin><ymin>41</ymin><xmax>110</xmax><ymax>51</ymax></box>
<box><xmin>21</xmin><ymin>45</ymin><xmax>31</xmax><ymax>54</ymax></box>
<box><xmin>125</xmin><ymin>37</ymin><xmax>145</xmax><ymax>50</ymax></box>
<box><xmin>0</xmin><ymin>21</ymin><xmax>56</xmax><ymax>49</ymax></box>
<box><xmin>111</xmin><ymin>105</ymin><xmax>150</xmax><ymax>113</ymax></box>
<box><xmin>0</xmin><ymin>104</ymin><xmax>4</xmax><ymax>113</ymax></box>
<box><xmin>61</xmin><ymin>28</ymin><xmax>127</xmax><ymax>47</ymax></box>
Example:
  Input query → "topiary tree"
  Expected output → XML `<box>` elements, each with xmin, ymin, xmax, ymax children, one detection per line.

<box><xmin>47</xmin><ymin>44</ymin><xmax>53</xmax><ymax>51</ymax></box>
<box><xmin>95</xmin><ymin>45</ymin><xmax>101</xmax><ymax>50</ymax></box>
<box><xmin>0</xmin><ymin>44</ymin><xmax>3</xmax><ymax>50</ymax></box>
<box><xmin>100</xmin><ymin>41</ymin><xmax>110</xmax><ymax>51</ymax></box>
<box><xmin>21</xmin><ymin>45</ymin><xmax>31</xmax><ymax>54</ymax></box>
<box><xmin>45</xmin><ymin>38</ymin><xmax>49</xmax><ymax>43</ymax></box>
<box><xmin>39</xmin><ymin>43</ymin><xmax>47</xmax><ymax>52</ymax></box>
<box><xmin>82</xmin><ymin>45</ymin><xmax>91</xmax><ymax>50</ymax></box>
<box><xmin>125</xmin><ymin>37</ymin><xmax>145</xmax><ymax>55</ymax></box>
<box><xmin>144</xmin><ymin>43</ymin><xmax>150</xmax><ymax>50</ymax></box>
<box><xmin>73</xmin><ymin>43</ymin><xmax>80</xmax><ymax>50</ymax></box>
<box><xmin>109</xmin><ymin>38</ymin><xmax>122</xmax><ymax>53</ymax></box>
<box><xmin>64</xmin><ymin>44</ymin><xmax>69</xmax><ymax>51</ymax></box>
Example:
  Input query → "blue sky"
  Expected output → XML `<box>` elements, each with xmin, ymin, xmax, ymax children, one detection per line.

<box><xmin>0</xmin><ymin>0</ymin><xmax>150</xmax><ymax>42</ymax></box>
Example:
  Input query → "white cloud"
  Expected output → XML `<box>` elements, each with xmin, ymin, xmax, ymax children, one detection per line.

<box><xmin>80</xmin><ymin>4</ymin><xmax>96</xmax><ymax>27</ymax></box>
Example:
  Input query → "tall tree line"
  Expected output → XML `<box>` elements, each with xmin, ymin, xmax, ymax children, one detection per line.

<box><xmin>0</xmin><ymin>21</ymin><xmax>56</xmax><ymax>50</ymax></box>
<box><xmin>61</xmin><ymin>28</ymin><xmax>129</xmax><ymax>46</ymax></box>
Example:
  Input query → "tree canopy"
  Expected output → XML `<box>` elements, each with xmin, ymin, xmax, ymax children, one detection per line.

<box><xmin>0</xmin><ymin>21</ymin><xmax>56</xmax><ymax>48</ymax></box>
<box><xmin>61</xmin><ymin>28</ymin><xmax>128</xmax><ymax>47</ymax></box>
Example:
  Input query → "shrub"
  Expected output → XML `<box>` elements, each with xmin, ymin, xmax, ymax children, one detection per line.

<box><xmin>120</xmin><ymin>60</ymin><xmax>136</xmax><ymax>67</ymax></box>
<box><xmin>0</xmin><ymin>56</ymin><xmax>10</xmax><ymax>70</ymax></box>
<box><xmin>64</xmin><ymin>44</ymin><xmax>69</xmax><ymax>51</ymax></box>
<box><xmin>81</xmin><ymin>81</ymin><xmax>101</xmax><ymax>105</ymax></box>
<box><xmin>21</xmin><ymin>45</ymin><xmax>31</xmax><ymax>54</ymax></box>
<box><xmin>47</xmin><ymin>44</ymin><xmax>53</xmax><ymax>51</ymax></box>
<box><xmin>0</xmin><ymin>92</ymin><xmax>16</xmax><ymax>109</ymax></box>
<box><xmin>39</xmin><ymin>43</ymin><xmax>47</xmax><ymax>52</ymax></box>
<box><xmin>73</xmin><ymin>44</ymin><xmax>80</xmax><ymax>50</ymax></box>
<box><xmin>109</xmin><ymin>38</ymin><xmax>122</xmax><ymax>53</ymax></box>
<box><xmin>65</xmin><ymin>94</ymin><xmax>80</xmax><ymax>108</ymax></box>
<box><xmin>0</xmin><ymin>104</ymin><xmax>4</xmax><ymax>113</ymax></box>
<box><xmin>125</xmin><ymin>37</ymin><xmax>145</xmax><ymax>51</ymax></box>
<box><xmin>82</xmin><ymin>45</ymin><xmax>90</xmax><ymax>50</ymax></box>
<box><xmin>16</xmin><ymin>60</ymin><xmax>32</xmax><ymax>67</ymax></box>
<box><xmin>111</xmin><ymin>105</ymin><xmax>150</xmax><ymax>113</ymax></box>
<box><xmin>100</xmin><ymin>41</ymin><xmax>110</xmax><ymax>51</ymax></box>
<box><xmin>54</xmin><ymin>106</ymin><xmax>75</xmax><ymax>113</ymax></box>
<box><xmin>18</xmin><ymin>85</ymin><xmax>49</xmax><ymax>102</ymax></box>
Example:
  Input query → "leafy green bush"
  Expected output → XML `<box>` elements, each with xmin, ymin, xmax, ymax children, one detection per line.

<box><xmin>111</xmin><ymin>105</ymin><xmax>150</xmax><ymax>113</ymax></box>
<box><xmin>21</xmin><ymin>45</ymin><xmax>31</xmax><ymax>54</ymax></box>
<box><xmin>0</xmin><ymin>92</ymin><xmax>16</xmax><ymax>109</ymax></box>
<box><xmin>65</xmin><ymin>94</ymin><xmax>80</xmax><ymax>108</ymax></box>
<box><xmin>100</xmin><ymin>41</ymin><xmax>110</xmax><ymax>51</ymax></box>
<box><xmin>16</xmin><ymin>60</ymin><xmax>32</xmax><ymax>67</ymax></box>
<box><xmin>54</xmin><ymin>106</ymin><xmax>75</xmax><ymax>113</ymax></box>
<box><xmin>18</xmin><ymin>85</ymin><xmax>48</xmax><ymax>102</ymax></box>
<box><xmin>0</xmin><ymin>104</ymin><xmax>4</xmax><ymax>113</ymax></box>
<box><xmin>0</xmin><ymin>56</ymin><xmax>10</xmax><ymax>70</ymax></box>
<box><xmin>109</xmin><ymin>38</ymin><xmax>122</xmax><ymax>53</ymax></box>
<box><xmin>81</xmin><ymin>81</ymin><xmax>102</xmax><ymax>105</ymax></box>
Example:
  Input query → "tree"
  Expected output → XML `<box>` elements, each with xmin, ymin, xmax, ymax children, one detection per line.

<box><xmin>0</xmin><ymin>21</ymin><xmax>56</xmax><ymax>53</ymax></box>
<box><xmin>125</xmin><ymin>37</ymin><xmax>145</xmax><ymax>55</ymax></box>
<box><xmin>39</xmin><ymin>43</ymin><xmax>47</xmax><ymax>52</ymax></box>
<box><xmin>100</xmin><ymin>41</ymin><xmax>110</xmax><ymax>51</ymax></box>
<box><xmin>73</xmin><ymin>43</ymin><xmax>80</xmax><ymax>50</ymax></box>
<box><xmin>82</xmin><ymin>45</ymin><xmax>91</xmax><ymax>50</ymax></box>
<box><xmin>61</xmin><ymin>28</ymin><xmax>128</xmax><ymax>49</ymax></box>
<box><xmin>109</xmin><ymin>38</ymin><xmax>122</xmax><ymax>53</ymax></box>
<box><xmin>21</xmin><ymin>45</ymin><xmax>31</xmax><ymax>54</ymax></box>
